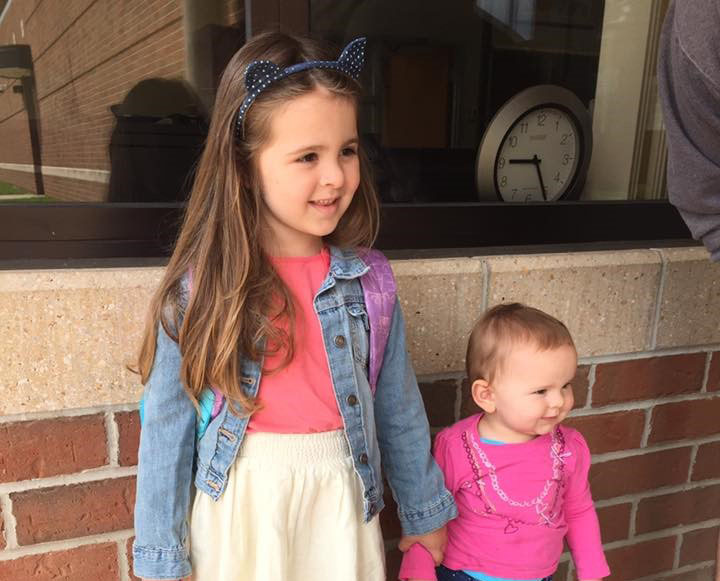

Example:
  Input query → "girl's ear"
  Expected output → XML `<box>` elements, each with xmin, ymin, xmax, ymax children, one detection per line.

<box><xmin>471</xmin><ymin>379</ymin><xmax>496</xmax><ymax>413</ymax></box>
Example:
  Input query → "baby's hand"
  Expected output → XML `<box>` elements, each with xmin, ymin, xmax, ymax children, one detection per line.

<box><xmin>398</xmin><ymin>525</ymin><xmax>447</xmax><ymax>565</ymax></box>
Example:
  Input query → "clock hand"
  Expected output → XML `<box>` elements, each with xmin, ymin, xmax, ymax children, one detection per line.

<box><xmin>532</xmin><ymin>155</ymin><xmax>547</xmax><ymax>201</ymax></box>
<box><xmin>508</xmin><ymin>158</ymin><xmax>536</xmax><ymax>164</ymax></box>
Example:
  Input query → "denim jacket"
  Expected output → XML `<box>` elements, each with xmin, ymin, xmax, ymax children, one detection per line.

<box><xmin>133</xmin><ymin>246</ymin><xmax>457</xmax><ymax>579</ymax></box>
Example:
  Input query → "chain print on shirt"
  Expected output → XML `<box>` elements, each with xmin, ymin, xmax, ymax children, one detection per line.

<box><xmin>460</xmin><ymin>427</ymin><xmax>571</xmax><ymax>533</ymax></box>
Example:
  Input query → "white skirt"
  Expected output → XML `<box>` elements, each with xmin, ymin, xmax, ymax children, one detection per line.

<box><xmin>189</xmin><ymin>430</ymin><xmax>386</xmax><ymax>581</ymax></box>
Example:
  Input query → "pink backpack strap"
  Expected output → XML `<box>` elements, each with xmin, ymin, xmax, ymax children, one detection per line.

<box><xmin>359</xmin><ymin>249</ymin><xmax>397</xmax><ymax>395</ymax></box>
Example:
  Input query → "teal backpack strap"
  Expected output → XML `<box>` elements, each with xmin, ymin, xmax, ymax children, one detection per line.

<box><xmin>359</xmin><ymin>249</ymin><xmax>397</xmax><ymax>395</ymax></box>
<box><xmin>139</xmin><ymin>269</ymin><xmax>223</xmax><ymax>439</ymax></box>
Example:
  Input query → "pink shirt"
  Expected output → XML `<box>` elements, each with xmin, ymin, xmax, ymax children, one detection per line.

<box><xmin>399</xmin><ymin>414</ymin><xmax>609</xmax><ymax>581</ymax></box>
<box><xmin>247</xmin><ymin>248</ymin><xmax>343</xmax><ymax>433</ymax></box>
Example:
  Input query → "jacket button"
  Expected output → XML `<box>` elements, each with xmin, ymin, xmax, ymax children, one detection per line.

<box><xmin>347</xmin><ymin>394</ymin><xmax>358</xmax><ymax>406</ymax></box>
<box><xmin>334</xmin><ymin>335</ymin><xmax>346</xmax><ymax>347</ymax></box>
<box><xmin>359</xmin><ymin>453</ymin><xmax>368</xmax><ymax>464</ymax></box>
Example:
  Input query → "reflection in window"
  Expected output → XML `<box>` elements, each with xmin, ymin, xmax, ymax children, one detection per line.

<box><xmin>0</xmin><ymin>0</ymin><xmax>670</xmax><ymax>205</ymax></box>
<box><xmin>311</xmin><ymin>0</ymin><xmax>669</xmax><ymax>203</ymax></box>
<box><xmin>0</xmin><ymin>0</ymin><xmax>245</xmax><ymax>203</ymax></box>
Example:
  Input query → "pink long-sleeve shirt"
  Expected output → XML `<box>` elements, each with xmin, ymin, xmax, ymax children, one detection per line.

<box><xmin>399</xmin><ymin>414</ymin><xmax>609</xmax><ymax>581</ymax></box>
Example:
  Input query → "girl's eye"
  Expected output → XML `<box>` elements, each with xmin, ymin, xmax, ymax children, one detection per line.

<box><xmin>534</xmin><ymin>389</ymin><xmax>547</xmax><ymax>395</ymax></box>
<box><xmin>341</xmin><ymin>147</ymin><xmax>358</xmax><ymax>157</ymax></box>
<box><xmin>298</xmin><ymin>152</ymin><xmax>318</xmax><ymax>163</ymax></box>
<box><xmin>562</xmin><ymin>383</ymin><xmax>572</xmax><ymax>390</ymax></box>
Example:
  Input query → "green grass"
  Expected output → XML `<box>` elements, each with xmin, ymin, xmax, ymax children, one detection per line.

<box><xmin>0</xmin><ymin>180</ymin><xmax>56</xmax><ymax>202</ymax></box>
<box><xmin>0</xmin><ymin>181</ymin><xmax>32</xmax><ymax>195</ymax></box>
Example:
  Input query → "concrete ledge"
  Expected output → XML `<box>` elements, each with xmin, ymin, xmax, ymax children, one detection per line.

<box><xmin>0</xmin><ymin>246</ymin><xmax>713</xmax><ymax>415</ymax></box>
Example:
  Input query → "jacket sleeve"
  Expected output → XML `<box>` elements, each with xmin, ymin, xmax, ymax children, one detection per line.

<box><xmin>657</xmin><ymin>1</ymin><xmax>720</xmax><ymax>260</ymax></box>
<box><xmin>133</xmin><ymin>322</ymin><xmax>196</xmax><ymax>579</ymax></box>
<box><xmin>564</xmin><ymin>431</ymin><xmax>610</xmax><ymax>580</ymax></box>
<box><xmin>397</xmin><ymin>429</ymin><xmax>458</xmax><ymax>580</ymax></box>
<box><xmin>373</xmin><ymin>299</ymin><xmax>458</xmax><ymax>536</ymax></box>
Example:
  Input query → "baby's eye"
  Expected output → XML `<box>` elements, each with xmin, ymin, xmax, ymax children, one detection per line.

<box><xmin>534</xmin><ymin>389</ymin><xmax>547</xmax><ymax>395</ymax></box>
<box><xmin>297</xmin><ymin>152</ymin><xmax>318</xmax><ymax>163</ymax></box>
<box><xmin>341</xmin><ymin>146</ymin><xmax>358</xmax><ymax>157</ymax></box>
<box><xmin>562</xmin><ymin>383</ymin><xmax>572</xmax><ymax>390</ymax></box>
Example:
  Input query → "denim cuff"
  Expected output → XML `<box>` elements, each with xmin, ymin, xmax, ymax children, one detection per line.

<box><xmin>133</xmin><ymin>545</ymin><xmax>192</xmax><ymax>579</ymax></box>
<box><xmin>398</xmin><ymin>490</ymin><xmax>458</xmax><ymax>535</ymax></box>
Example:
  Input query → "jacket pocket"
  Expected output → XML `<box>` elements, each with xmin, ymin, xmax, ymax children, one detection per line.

<box><xmin>346</xmin><ymin>302</ymin><xmax>370</xmax><ymax>367</ymax></box>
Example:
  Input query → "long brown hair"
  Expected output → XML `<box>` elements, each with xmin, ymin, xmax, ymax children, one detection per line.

<box><xmin>136</xmin><ymin>32</ymin><xmax>379</xmax><ymax>415</ymax></box>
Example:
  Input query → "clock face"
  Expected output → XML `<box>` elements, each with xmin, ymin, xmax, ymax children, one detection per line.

<box><xmin>494</xmin><ymin>107</ymin><xmax>580</xmax><ymax>202</ymax></box>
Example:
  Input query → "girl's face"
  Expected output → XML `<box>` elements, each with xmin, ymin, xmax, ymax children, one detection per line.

<box><xmin>255</xmin><ymin>87</ymin><xmax>360</xmax><ymax>257</ymax></box>
<box><xmin>477</xmin><ymin>342</ymin><xmax>577</xmax><ymax>443</ymax></box>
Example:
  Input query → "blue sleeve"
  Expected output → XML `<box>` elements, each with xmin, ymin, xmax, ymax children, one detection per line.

<box><xmin>373</xmin><ymin>299</ymin><xmax>458</xmax><ymax>535</ymax></box>
<box><xmin>133</xmin><ymin>323</ymin><xmax>196</xmax><ymax>579</ymax></box>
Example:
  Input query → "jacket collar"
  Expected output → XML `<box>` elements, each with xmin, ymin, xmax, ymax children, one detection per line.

<box><xmin>327</xmin><ymin>245</ymin><xmax>371</xmax><ymax>280</ymax></box>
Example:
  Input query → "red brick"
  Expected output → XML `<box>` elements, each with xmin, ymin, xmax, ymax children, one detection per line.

<box><xmin>571</xmin><ymin>364</ymin><xmax>590</xmax><ymax>408</ymax></box>
<box><xmin>680</xmin><ymin>526</ymin><xmax>719</xmax><ymax>566</ymax></box>
<box><xmin>693</xmin><ymin>441</ymin><xmax>720</xmax><ymax>481</ymax></box>
<box><xmin>636</xmin><ymin>484</ymin><xmax>720</xmax><ymax>534</ymax></box>
<box><xmin>0</xmin><ymin>503</ymin><xmax>5</xmax><ymax>550</ymax></box>
<box><xmin>593</xmin><ymin>354</ymin><xmax>706</xmax><ymax>406</ymax></box>
<box><xmin>706</xmin><ymin>352</ymin><xmax>720</xmax><ymax>391</ymax></box>
<box><xmin>0</xmin><ymin>415</ymin><xmax>107</xmax><ymax>483</ymax></box>
<box><xmin>597</xmin><ymin>503</ymin><xmax>632</xmax><ymax>543</ymax></box>
<box><xmin>127</xmin><ymin>537</ymin><xmax>141</xmax><ymax>581</ymax></box>
<box><xmin>386</xmin><ymin>547</ymin><xmax>402</xmax><ymax>581</ymax></box>
<box><xmin>116</xmin><ymin>411</ymin><xmax>140</xmax><ymax>466</ymax></box>
<box><xmin>661</xmin><ymin>566</ymin><xmax>715</xmax><ymax>581</ymax></box>
<box><xmin>604</xmin><ymin>536</ymin><xmax>676</xmax><ymax>581</ymax></box>
<box><xmin>649</xmin><ymin>399</ymin><xmax>720</xmax><ymax>444</ymax></box>
<box><xmin>419</xmin><ymin>379</ymin><xmax>457</xmax><ymax>428</ymax></box>
<box><xmin>12</xmin><ymin>476</ymin><xmax>136</xmax><ymax>544</ymax></box>
<box><xmin>460</xmin><ymin>377</ymin><xmax>480</xmax><ymax>419</ymax></box>
<box><xmin>0</xmin><ymin>543</ymin><xmax>119</xmax><ymax>580</ymax></box>
<box><xmin>564</xmin><ymin>411</ymin><xmax>645</xmax><ymax>454</ymax></box>
<box><xmin>380</xmin><ymin>484</ymin><xmax>402</xmax><ymax>540</ymax></box>
<box><xmin>589</xmin><ymin>447</ymin><xmax>691</xmax><ymax>501</ymax></box>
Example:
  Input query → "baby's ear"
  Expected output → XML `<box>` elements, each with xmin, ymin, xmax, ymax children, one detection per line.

<box><xmin>471</xmin><ymin>379</ymin><xmax>496</xmax><ymax>413</ymax></box>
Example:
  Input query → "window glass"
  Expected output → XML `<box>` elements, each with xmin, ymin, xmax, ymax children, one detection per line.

<box><xmin>312</xmin><ymin>0</ymin><xmax>670</xmax><ymax>203</ymax></box>
<box><xmin>0</xmin><ymin>0</ymin><xmax>245</xmax><ymax>204</ymax></box>
<box><xmin>0</xmin><ymin>0</ymin><xmax>669</xmax><ymax>205</ymax></box>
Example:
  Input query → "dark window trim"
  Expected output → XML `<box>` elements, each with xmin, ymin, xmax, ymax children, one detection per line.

<box><xmin>0</xmin><ymin>200</ymin><xmax>693</xmax><ymax>260</ymax></box>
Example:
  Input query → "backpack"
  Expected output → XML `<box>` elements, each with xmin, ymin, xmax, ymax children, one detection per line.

<box><xmin>140</xmin><ymin>250</ymin><xmax>397</xmax><ymax>438</ymax></box>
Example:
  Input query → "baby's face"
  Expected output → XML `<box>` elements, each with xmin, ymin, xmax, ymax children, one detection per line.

<box><xmin>489</xmin><ymin>342</ymin><xmax>577</xmax><ymax>442</ymax></box>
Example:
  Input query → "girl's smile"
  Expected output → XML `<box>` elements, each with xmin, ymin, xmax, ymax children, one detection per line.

<box><xmin>256</xmin><ymin>87</ymin><xmax>360</xmax><ymax>257</ymax></box>
<box><xmin>474</xmin><ymin>342</ymin><xmax>577</xmax><ymax>443</ymax></box>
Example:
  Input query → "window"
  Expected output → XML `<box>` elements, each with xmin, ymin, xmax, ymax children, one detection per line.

<box><xmin>0</xmin><ymin>0</ymin><xmax>691</xmax><ymax>259</ymax></box>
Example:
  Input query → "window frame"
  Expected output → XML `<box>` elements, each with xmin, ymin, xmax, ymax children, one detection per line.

<box><xmin>0</xmin><ymin>200</ymin><xmax>693</xmax><ymax>260</ymax></box>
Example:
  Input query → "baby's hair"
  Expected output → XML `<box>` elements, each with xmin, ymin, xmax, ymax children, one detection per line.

<box><xmin>135</xmin><ymin>32</ymin><xmax>379</xmax><ymax>415</ymax></box>
<box><xmin>466</xmin><ymin>303</ymin><xmax>575</xmax><ymax>383</ymax></box>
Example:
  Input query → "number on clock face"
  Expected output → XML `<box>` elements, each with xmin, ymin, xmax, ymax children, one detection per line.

<box><xmin>495</xmin><ymin>107</ymin><xmax>580</xmax><ymax>202</ymax></box>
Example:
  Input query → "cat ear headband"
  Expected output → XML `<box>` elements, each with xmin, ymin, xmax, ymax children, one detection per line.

<box><xmin>235</xmin><ymin>36</ymin><xmax>366</xmax><ymax>140</ymax></box>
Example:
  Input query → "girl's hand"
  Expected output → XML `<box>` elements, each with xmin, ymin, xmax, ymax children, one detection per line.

<box><xmin>398</xmin><ymin>525</ymin><xmax>447</xmax><ymax>566</ymax></box>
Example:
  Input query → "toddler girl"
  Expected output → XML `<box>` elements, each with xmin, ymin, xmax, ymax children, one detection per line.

<box><xmin>400</xmin><ymin>303</ymin><xmax>609</xmax><ymax>581</ymax></box>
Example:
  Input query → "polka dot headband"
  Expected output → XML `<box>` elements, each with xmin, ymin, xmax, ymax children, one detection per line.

<box><xmin>235</xmin><ymin>36</ymin><xmax>366</xmax><ymax>140</ymax></box>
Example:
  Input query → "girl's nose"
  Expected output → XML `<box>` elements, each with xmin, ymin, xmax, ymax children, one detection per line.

<box><xmin>320</xmin><ymin>158</ymin><xmax>345</xmax><ymax>188</ymax></box>
<box><xmin>548</xmin><ymin>390</ymin><xmax>565</xmax><ymax>409</ymax></box>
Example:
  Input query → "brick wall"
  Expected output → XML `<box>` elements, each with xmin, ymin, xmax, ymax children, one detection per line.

<box><xmin>1</xmin><ymin>351</ymin><xmax>718</xmax><ymax>580</ymax></box>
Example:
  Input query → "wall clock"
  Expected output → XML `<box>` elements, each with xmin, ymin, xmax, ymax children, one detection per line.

<box><xmin>476</xmin><ymin>85</ymin><xmax>592</xmax><ymax>202</ymax></box>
